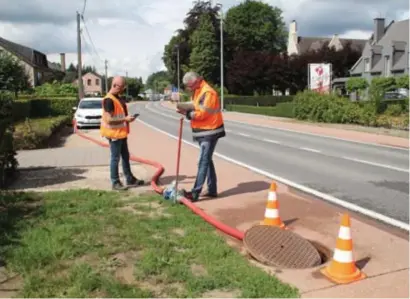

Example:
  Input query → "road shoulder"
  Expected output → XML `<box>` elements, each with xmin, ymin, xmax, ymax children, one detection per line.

<box><xmin>128</xmin><ymin>120</ymin><xmax>409</xmax><ymax>298</ymax></box>
<box><xmin>161</xmin><ymin>101</ymin><xmax>409</xmax><ymax>148</ymax></box>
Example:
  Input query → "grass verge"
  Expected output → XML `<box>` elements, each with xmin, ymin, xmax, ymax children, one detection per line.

<box><xmin>0</xmin><ymin>189</ymin><xmax>299</xmax><ymax>298</ymax></box>
<box><xmin>13</xmin><ymin>115</ymin><xmax>70</xmax><ymax>150</ymax></box>
<box><xmin>226</xmin><ymin>103</ymin><xmax>295</xmax><ymax>118</ymax></box>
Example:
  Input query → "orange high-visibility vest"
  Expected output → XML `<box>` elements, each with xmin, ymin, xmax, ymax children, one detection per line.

<box><xmin>189</xmin><ymin>80</ymin><xmax>225</xmax><ymax>141</ymax></box>
<box><xmin>100</xmin><ymin>93</ymin><xmax>129</xmax><ymax>139</ymax></box>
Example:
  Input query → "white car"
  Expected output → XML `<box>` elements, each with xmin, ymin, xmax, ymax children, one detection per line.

<box><xmin>73</xmin><ymin>97</ymin><xmax>103</xmax><ymax>129</ymax></box>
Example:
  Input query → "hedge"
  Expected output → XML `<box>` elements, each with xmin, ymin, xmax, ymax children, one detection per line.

<box><xmin>13</xmin><ymin>97</ymin><xmax>78</xmax><ymax>121</ymax></box>
<box><xmin>225</xmin><ymin>95</ymin><xmax>294</xmax><ymax>107</ymax></box>
<box><xmin>0</xmin><ymin>92</ymin><xmax>18</xmax><ymax>188</ymax></box>
<box><xmin>293</xmin><ymin>90</ymin><xmax>408</xmax><ymax>129</ymax></box>
<box><xmin>14</xmin><ymin>115</ymin><xmax>71</xmax><ymax>150</ymax></box>
<box><xmin>226</xmin><ymin>102</ymin><xmax>295</xmax><ymax>118</ymax></box>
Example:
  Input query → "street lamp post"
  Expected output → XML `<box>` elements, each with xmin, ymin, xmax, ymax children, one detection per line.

<box><xmin>216</xmin><ymin>3</ymin><xmax>224</xmax><ymax>111</ymax></box>
<box><xmin>174</xmin><ymin>45</ymin><xmax>180</xmax><ymax>101</ymax></box>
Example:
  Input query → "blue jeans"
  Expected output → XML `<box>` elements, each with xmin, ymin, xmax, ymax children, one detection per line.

<box><xmin>109</xmin><ymin>138</ymin><xmax>134</xmax><ymax>185</ymax></box>
<box><xmin>192</xmin><ymin>139</ymin><xmax>218</xmax><ymax>195</ymax></box>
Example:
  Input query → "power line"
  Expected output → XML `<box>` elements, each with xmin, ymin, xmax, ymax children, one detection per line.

<box><xmin>80</xmin><ymin>14</ymin><xmax>103</xmax><ymax>62</ymax></box>
<box><xmin>81</xmin><ymin>31</ymin><xmax>103</xmax><ymax>72</ymax></box>
<box><xmin>81</xmin><ymin>0</ymin><xmax>87</xmax><ymax>16</ymax></box>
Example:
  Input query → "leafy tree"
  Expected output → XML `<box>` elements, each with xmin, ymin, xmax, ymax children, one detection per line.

<box><xmin>0</xmin><ymin>51</ymin><xmax>31</xmax><ymax>94</ymax></box>
<box><xmin>162</xmin><ymin>1</ymin><xmax>221</xmax><ymax>85</ymax></box>
<box><xmin>145</xmin><ymin>71</ymin><xmax>171</xmax><ymax>92</ymax></box>
<box><xmin>226</xmin><ymin>50</ymin><xmax>275</xmax><ymax>95</ymax></box>
<box><xmin>224</xmin><ymin>0</ymin><xmax>287</xmax><ymax>54</ymax></box>
<box><xmin>126</xmin><ymin>77</ymin><xmax>144</xmax><ymax>97</ymax></box>
<box><xmin>189</xmin><ymin>14</ymin><xmax>219</xmax><ymax>82</ymax></box>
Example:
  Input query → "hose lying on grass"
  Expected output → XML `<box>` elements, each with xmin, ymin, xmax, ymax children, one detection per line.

<box><xmin>74</xmin><ymin>124</ymin><xmax>245</xmax><ymax>241</ymax></box>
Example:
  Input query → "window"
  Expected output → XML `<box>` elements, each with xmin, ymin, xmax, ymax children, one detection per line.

<box><xmin>384</xmin><ymin>55</ymin><xmax>390</xmax><ymax>76</ymax></box>
<box><xmin>87</xmin><ymin>79</ymin><xmax>91</xmax><ymax>86</ymax></box>
<box><xmin>95</xmin><ymin>78</ymin><xmax>100</xmax><ymax>85</ymax></box>
<box><xmin>364</xmin><ymin>58</ymin><xmax>370</xmax><ymax>72</ymax></box>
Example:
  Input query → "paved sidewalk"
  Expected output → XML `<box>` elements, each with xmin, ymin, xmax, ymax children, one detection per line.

<box><xmin>161</xmin><ymin>101</ymin><xmax>409</xmax><ymax>148</ymax></box>
<box><xmin>127</xmin><ymin>120</ymin><xmax>409</xmax><ymax>298</ymax></box>
<box><xmin>12</xmin><ymin>131</ymin><xmax>151</xmax><ymax>193</ymax></box>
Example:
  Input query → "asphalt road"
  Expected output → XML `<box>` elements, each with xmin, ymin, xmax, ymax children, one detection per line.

<box><xmin>131</xmin><ymin>101</ymin><xmax>410</xmax><ymax>227</ymax></box>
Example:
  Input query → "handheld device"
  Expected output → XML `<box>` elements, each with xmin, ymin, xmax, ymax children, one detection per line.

<box><xmin>133</xmin><ymin>113</ymin><xmax>140</xmax><ymax>118</ymax></box>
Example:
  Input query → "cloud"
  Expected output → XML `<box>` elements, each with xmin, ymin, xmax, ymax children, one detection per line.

<box><xmin>0</xmin><ymin>0</ymin><xmax>408</xmax><ymax>81</ymax></box>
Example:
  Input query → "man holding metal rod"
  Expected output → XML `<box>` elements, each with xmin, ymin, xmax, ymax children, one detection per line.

<box><xmin>176</xmin><ymin>71</ymin><xmax>226</xmax><ymax>201</ymax></box>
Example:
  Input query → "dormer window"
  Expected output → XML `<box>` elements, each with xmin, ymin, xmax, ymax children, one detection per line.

<box><xmin>364</xmin><ymin>58</ymin><xmax>370</xmax><ymax>72</ymax></box>
<box><xmin>384</xmin><ymin>55</ymin><xmax>390</xmax><ymax>76</ymax></box>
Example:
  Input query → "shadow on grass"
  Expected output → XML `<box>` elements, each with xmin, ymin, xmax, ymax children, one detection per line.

<box><xmin>10</xmin><ymin>167</ymin><xmax>87</xmax><ymax>190</ymax></box>
<box><xmin>0</xmin><ymin>192</ymin><xmax>43</xmax><ymax>266</ymax></box>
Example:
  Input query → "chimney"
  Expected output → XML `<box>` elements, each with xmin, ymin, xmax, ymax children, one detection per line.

<box><xmin>373</xmin><ymin>18</ymin><xmax>385</xmax><ymax>43</ymax></box>
<box><xmin>60</xmin><ymin>53</ymin><xmax>66</xmax><ymax>72</ymax></box>
<box><xmin>289</xmin><ymin>20</ymin><xmax>297</xmax><ymax>34</ymax></box>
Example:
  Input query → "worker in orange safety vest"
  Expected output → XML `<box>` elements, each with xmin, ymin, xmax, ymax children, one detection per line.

<box><xmin>101</xmin><ymin>76</ymin><xmax>144</xmax><ymax>190</ymax></box>
<box><xmin>177</xmin><ymin>71</ymin><xmax>226</xmax><ymax>201</ymax></box>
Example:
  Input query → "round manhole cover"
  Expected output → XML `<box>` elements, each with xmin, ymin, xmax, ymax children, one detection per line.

<box><xmin>244</xmin><ymin>225</ymin><xmax>322</xmax><ymax>269</ymax></box>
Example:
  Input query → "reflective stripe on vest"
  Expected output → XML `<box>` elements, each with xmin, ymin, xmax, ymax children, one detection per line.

<box><xmin>197</xmin><ymin>93</ymin><xmax>221</xmax><ymax>114</ymax></box>
<box><xmin>192</xmin><ymin>126</ymin><xmax>225</xmax><ymax>138</ymax></box>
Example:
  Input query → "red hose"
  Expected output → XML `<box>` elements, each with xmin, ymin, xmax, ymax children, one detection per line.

<box><xmin>73</xmin><ymin>121</ymin><xmax>245</xmax><ymax>240</ymax></box>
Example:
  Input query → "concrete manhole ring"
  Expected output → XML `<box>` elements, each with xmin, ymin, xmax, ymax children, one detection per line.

<box><xmin>243</xmin><ymin>225</ymin><xmax>322</xmax><ymax>269</ymax></box>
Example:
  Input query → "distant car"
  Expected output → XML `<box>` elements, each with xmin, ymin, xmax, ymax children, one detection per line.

<box><xmin>73</xmin><ymin>97</ymin><xmax>103</xmax><ymax>129</ymax></box>
<box><xmin>383</xmin><ymin>92</ymin><xmax>408</xmax><ymax>100</ymax></box>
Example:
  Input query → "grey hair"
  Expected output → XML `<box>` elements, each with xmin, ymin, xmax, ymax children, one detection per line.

<box><xmin>182</xmin><ymin>71</ymin><xmax>200</xmax><ymax>85</ymax></box>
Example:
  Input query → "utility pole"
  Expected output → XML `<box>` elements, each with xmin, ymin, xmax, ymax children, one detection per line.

<box><xmin>76</xmin><ymin>11</ymin><xmax>84</xmax><ymax>99</ymax></box>
<box><xmin>104</xmin><ymin>59</ymin><xmax>108</xmax><ymax>94</ymax></box>
<box><xmin>176</xmin><ymin>45</ymin><xmax>180</xmax><ymax>101</ymax></box>
<box><xmin>217</xmin><ymin>3</ymin><xmax>224</xmax><ymax>111</ymax></box>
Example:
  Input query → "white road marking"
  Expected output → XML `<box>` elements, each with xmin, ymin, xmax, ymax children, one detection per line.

<box><xmin>342</xmin><ymin>156</ymin><xmax>409</xmax><ymax>173</ymax></box>
<box><xmin>300</xmin><ymin>147</ymin><xmax>321</xmax><ymax>153</ymax></box>
<box><xmin>146</xmin><ymin>103</ymin><xmax>409</xmax><ymax>173</ymax></box>
<box><xmin>137</xmin><ymin>118</ymin><xmax>409</xmax><ymax>232</ymax></box>
<box><xmin>225</xmin><ymin>119</ymin><xmax>409</xmax><ymax>151</ymax></box>
<box><xmin>263</xmin><ymin>138</ymin><xmax>281</xmax><ymax>144</ymax></box>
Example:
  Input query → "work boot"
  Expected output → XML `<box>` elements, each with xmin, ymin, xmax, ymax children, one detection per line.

<box><xmin>126</xmin><ymin>176</ymin><xmax>145</xmax><ymax>187</ymax></box>
<box><xmin>112</xmin><ymin>182</ymin><xmax>128</xmax><ymax>191</ymax></box>
<box><xmin>183</xmin><ymin>191</ymin><xmax>200</xmax><ymax>202</ymax></box>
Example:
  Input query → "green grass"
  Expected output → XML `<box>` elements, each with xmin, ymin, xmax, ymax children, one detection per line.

<box><xmin>226</xmin><ymin>102</ymin><xmax>295</xmax><ymax>118</ymax></box>
<box><xmin>0</xmin><ymin>190</ymin><xmax>299</xmax><ymax>298</ymax></box>
<box><xmin>13</xmin><ymin>115</ymin><xmax>70</xmax><ymax>150</ymax></box>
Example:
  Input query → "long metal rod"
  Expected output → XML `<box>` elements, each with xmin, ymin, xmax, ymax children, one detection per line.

<box><xmin>174</xmin><ymin>117</ymin><xmax>184</xmax><ymax>201</ymax></box>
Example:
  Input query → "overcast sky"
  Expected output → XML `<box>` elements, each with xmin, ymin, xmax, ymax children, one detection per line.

<box><xmin>0</xmin><ymin>0</ymin><xmax>408</xmax><ymax>81</ymax></box>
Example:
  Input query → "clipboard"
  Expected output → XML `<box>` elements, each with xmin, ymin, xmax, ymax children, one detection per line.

<box><xmin>177</xmin><ymin>102</ymin><xmax>195</xmax><ymax>111</ymax></box>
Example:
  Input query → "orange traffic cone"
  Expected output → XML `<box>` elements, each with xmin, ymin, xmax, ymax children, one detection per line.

<box><xmin>320</xmin><ymin>213</ymin><xmax>366</xmax><ymax>284</ymax></box>
<box><xmin>261</xmin><ymin>182</ymin><xmax>285</xmax><ymax>228</ymax></box>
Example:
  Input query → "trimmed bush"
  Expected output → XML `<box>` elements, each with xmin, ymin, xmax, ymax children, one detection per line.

<box><xmin>293</xmin><ymin>90</ymin><xmax>379</xmax><ymax>126</ymax></box>
<box><xmin>14</xmin><ymin>116</ymin><xmax>71</xmax><ymax>150</ymax></box>
<box><xmin>13</xmin><ymin>97</ymin><xmax>78</xmax><ymax>120</ymax></box>
<box><xmin>0</xmin><ymin>92</ymin><xmax>18</xmax><ymax>188</ymax></box>
<box><xmin>226</xmin><ymin>102</ymin><xmax>295</xmax><ymax>118</ymax></box>
<box><xmin>225</xmin><ymin>95</ymin><xmax>294</xmax><ymax>106</ymax></box>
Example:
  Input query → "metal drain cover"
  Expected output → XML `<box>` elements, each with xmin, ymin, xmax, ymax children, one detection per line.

<box><xmin>244</xmin><ymin>225</ymin><xmax>322</xmax><ymax>269</ymax></box>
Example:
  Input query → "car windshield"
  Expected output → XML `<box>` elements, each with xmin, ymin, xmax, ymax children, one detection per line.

<box><xmin>78</xmin><ymin>100</ymin><xmax>102</xmax><ymax>109</ymax></box>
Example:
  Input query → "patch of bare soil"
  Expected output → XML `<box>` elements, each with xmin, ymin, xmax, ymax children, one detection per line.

<box><xmin>171</xmin><ymin>228</ymin><xmax>185</xmax><ymax>236</ymax></box>
<box><xmin>134</xmin><ymin>202</ymin><xmax>172</xmax><ymax>218</ymax></box>
<box><xmin>190</xmin><ymin>264</ymin><xmax>208</xmax><ymax>277</ymax></box>
<box><xmin>138</xmin><ymin>279</ymin><xmax>185</xmax><ymax>297</ymax></box>
<box><xmin>0</xmin><ymin>271</ymin><xmax>23</xmax><ymax>299</ymax></box>
<box><xmin>201</xmin><ymin>288</ymin><xmax>241</xmax><ymax>298</ymax></box>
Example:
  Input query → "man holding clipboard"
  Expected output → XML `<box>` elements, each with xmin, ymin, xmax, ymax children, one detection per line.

<box><xmin>177</xmin><ymin>72</ymin><xmax>226</xmax><ymax>201</ymax></box>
